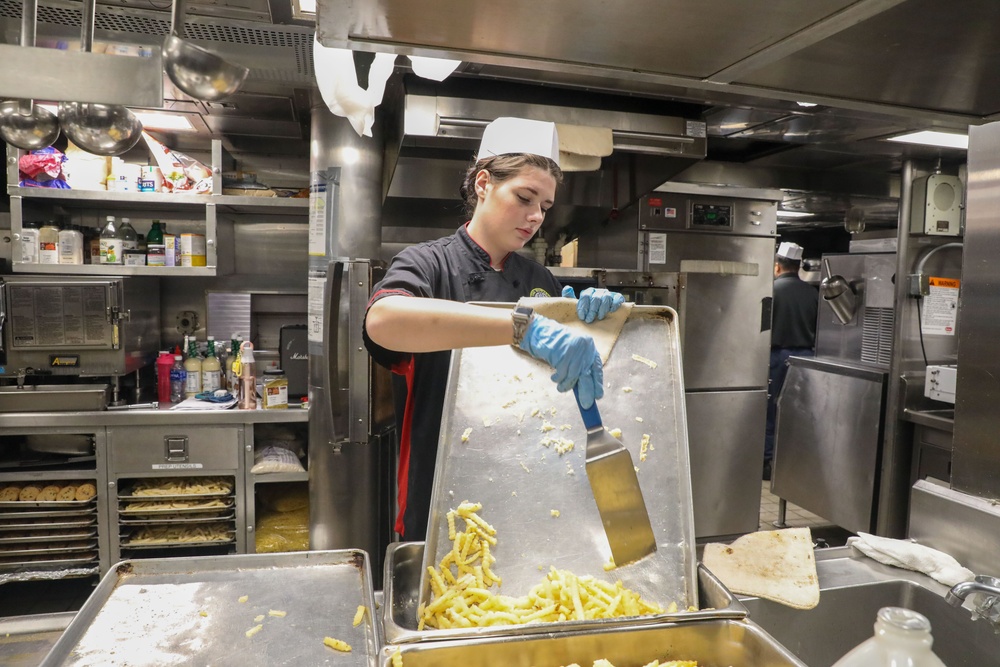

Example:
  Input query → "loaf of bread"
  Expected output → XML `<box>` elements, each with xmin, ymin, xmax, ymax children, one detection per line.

<box><xmin>0</xmin><ymin>486</ymin><xmax>21</xmax><ymax>502</ymax></box>
<box><xmin>75</xmin><ymin>483</ymin><xmax>97</xmax><ymax>501</ymax></box>
<box><xmin>18</xmin><ymin>485</ymin><xmax>41</xmax><ymax>501</ymax></box>
<box><xmin>57</xmin><ymin>486</ymin><xmax>78</xmax><ymax>501</ymax></box>
<box><xmin>37</xmin><ymin>485</ymin><xmax>61</xmax><ymax>502</ymax></box>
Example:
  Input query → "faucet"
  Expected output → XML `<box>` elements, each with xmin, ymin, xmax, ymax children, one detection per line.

<box><xmin>947</xmin><ymin>575</ymin><xmax>1000</xmax><ymax>628</ymax></box>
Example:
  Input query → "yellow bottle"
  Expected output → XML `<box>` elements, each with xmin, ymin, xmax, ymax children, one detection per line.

<box><xmin>202</xmin><ymin>336</ymin><xmax>222</xmax><ymax>392</ymax></box>
<box><xmin>184</xmin><ymin>336</ymin><xmax>203</xmax><ymax>398</ymax></box>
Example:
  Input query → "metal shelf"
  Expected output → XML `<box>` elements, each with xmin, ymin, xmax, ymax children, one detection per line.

<box><xmin>250</xmin><ymin>471</ymin><xmax>308</xmax><ymax>484</ymax></box>
<box><xmin>10</xmin><ymin>263</ymin><xmax>215</xmax><ymax>277</ymax></box>
<box><xmin>8</xmin><ymin>188</ymin><xmax>310</xmax><ymax>215</ymax></box>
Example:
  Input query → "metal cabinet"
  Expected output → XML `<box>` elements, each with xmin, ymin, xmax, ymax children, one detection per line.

<box><xmin>106</xmin><ymin>424</ymin><xmax>246</xmax><ymax>563</ymax></box>
<box><xmin>242</xmin><ymin>421</ymin><xmax>309</xmax><ymax>555</ymax></box>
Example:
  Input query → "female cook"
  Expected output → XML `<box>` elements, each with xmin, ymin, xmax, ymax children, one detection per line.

<box><xmin>363</xmin><ymin>117</ymin><xmax>625</xmax><ymax>540</ymax></box>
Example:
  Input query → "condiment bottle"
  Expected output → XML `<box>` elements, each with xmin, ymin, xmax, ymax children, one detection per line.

<box><xmin>99</xmin><ymin>215</ymin><xmax>123</xmax><ymax>264</ymax></box>
<box><xmin>202</xmin><ymin>336</ymin><xmax>222</xmax><ymax>392</ymax></box>
<box><xmin>830</xmin><ymin>607</ymin><xmax>947</xmax><ymax>667</ymax></box>
<box><xmin>238</xmin><ymin>341</ymin><xmax>257</xmax><ymax>409</ymax></box>
<box><xmin>119</xmin><ymin>217</ymin><xmax>138</xmax><ymax>250</ymax></box>
<box><xmin>58</xmin><ymin>225</ymin><xmax>84</xmax><ymax>265</ymax></box>
<box><xmin>19</xmin><ymin>221</ymin><xmax>39</xmax><ymax>264</ymax></box>
<box><xmin>39</xmin><ymin>220</ymin><xmax>60</xmax><ymax>264</ymax></box>
<box><xmin>184</xmin><ymin>335</ymin><xmax>203</xmax><ymax>397</ymax></box>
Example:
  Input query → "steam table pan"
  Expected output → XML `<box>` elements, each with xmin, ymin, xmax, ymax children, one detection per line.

<box><xmin>39</xmin><ymin>550</ymin><xmax>380</xmax><ymax>667</ymax></box>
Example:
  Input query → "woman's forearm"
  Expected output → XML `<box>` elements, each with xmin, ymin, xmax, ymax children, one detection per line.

<box><xmin>366</xmin><ymin>296</ymin><xmax>515</xmax><ymax>353</ymax></box>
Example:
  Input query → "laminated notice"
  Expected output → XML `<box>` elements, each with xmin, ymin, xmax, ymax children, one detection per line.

<box><xmin>920</xmin><ymin>276</ymin><xmax>960</xmax><ymax>335</ymax></box>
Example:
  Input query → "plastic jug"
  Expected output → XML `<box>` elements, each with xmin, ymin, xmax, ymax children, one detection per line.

<box><xmin>831</xmin><ymin>607</ymin><xmax>947</xmax><ymax>667</ymax></box>
<box><xmin>155</xmin><ymin>351</ymin><xmax>173</xmax><ymax>404</ymax></box>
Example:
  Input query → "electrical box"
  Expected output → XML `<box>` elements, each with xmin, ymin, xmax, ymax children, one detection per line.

<box><xmin>910</xmin><ymin>174</ymin><xmax>962</xmax><ymax>236</ymax></box>
<box><xmin>924</xmin><ymin>364</ymin><xmax>958</xmax><ymax>403</ymax></box>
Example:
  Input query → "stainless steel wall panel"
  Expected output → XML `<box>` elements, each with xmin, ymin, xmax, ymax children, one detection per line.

<box><xmin>685</xmin><ymin>390</ymin><xmax>767</xmax><ymax>539</ymax></box>
<box><xmin>772</xmin><ymin>357</ymin><xmax>887</xmax><ymax>534</ymax></box>
<box><xmin>908</xmin><ymin>479</ymin><xmax>1000</xmax><ymax>577</ymax></box>
<box><xmin>953</xmin><ymin>122</ymin><xmax>1000</xmax><ymax>499</ymax></box>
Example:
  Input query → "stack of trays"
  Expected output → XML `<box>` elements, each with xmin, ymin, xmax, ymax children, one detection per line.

<box><xmin>0</xmin><ymin>480</ymin><xmax>99</xmax><ymax>573</ymax></box>
<box><xmin>117</xmin><ymin>476</ymin><xmax>236</xmax><ymax>549</ymax></box>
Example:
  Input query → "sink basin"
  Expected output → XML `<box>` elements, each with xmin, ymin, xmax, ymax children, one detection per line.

<box><xmin>740</xmin><ymin>549</ymin><xmax>993</xmax><ymax>667</ymax></box>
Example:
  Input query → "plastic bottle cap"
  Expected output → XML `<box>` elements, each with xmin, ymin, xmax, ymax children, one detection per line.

<box><xmin>174</xmin><ymin>355</ymin><xmax>182</xmax><ymax>361</ymax></box>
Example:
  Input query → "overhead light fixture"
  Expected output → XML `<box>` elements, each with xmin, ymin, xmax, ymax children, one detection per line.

<box><xmin>132</xmin><ymin>111</ymin><xmax>195</xmax><ymax>131</ymax></box>
<box><xmin>795</xmin><ymin>101</ymin><xmax>818</xmax><ymax>108</ymax></box>
<box><xmin>777</xmin><ymin>210</ymin><xmax>814</xmax><ymax>218</ymax></box>
<box><xmin>887</xmin><ymin>130</ymin><xmax>968</xmax><ymax>150</ymax></box>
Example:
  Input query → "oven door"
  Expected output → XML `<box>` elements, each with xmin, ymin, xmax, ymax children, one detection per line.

<box><xmin>3</xmin><ymin>277</ymin><xmax>120</xmax><ymax>375</ymax></box>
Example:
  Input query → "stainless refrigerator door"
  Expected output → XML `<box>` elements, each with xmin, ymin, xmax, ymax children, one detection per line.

<box><xmin>772</xmin><ymin>356</ymin><xmax>888</xmax><ymax>534</ymax></box>
<box><xmin>653</xmin><ymin>234</ymin><xmax>775</xmax><ymax>391</ymax></box>
<box><xmin>308</xmin><ymin>260</ymin><xmax>382</xmax><ymax>562</ymax></box>
<box><xmin>685</xmin><ymin>389</ymin><xmax>767</xmax><ymax>539</ymax></box>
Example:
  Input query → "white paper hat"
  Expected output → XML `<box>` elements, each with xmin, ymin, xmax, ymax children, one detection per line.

<box><xmin>477</xmin><ymin>117</ymin><xmax>560</xmax><ymax>165</ymax></box>
<box><xmin>777</xmin><ymin>241</ymin><xmax>804</xmax><ymax>261</ymax></box>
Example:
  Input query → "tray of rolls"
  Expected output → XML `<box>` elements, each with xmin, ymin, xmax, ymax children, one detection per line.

<box><xmin>0</xmin><ymin>481</ymin><xmax>99</xmax><ymax>507</ymax></box>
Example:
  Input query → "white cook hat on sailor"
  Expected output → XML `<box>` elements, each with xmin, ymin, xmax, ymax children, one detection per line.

<box><xmin>477</xmin><ymin>117</ymin><xmax>560</xmax><ymax>166</ymax></box>
<box><xmin>776</xmin><ymin>242</ymin><xmax>804</xmax><ymax>261</ymax></box>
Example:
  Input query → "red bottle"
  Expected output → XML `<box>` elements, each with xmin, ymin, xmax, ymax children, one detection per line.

<box><xmin>156</xmin><ymin>351</ymin><xmax>173</xmax><ymax>404</ymax></box>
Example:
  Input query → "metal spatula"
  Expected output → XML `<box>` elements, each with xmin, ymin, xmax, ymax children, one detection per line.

<box><xmin>574</xmin><ymin>385</ymin><xmax>657</xmax><ymax>566</ymax></box>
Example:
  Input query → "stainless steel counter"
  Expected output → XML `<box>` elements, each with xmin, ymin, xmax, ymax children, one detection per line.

<box><xmin>0</xmin><ymin>406</ymin><xmax>309</xmax><ymax>429</ymax></box>
<box><xmin>902</xmin><ymin>407</ymin><xmax>955</xmax><ymax>433</ymax></box>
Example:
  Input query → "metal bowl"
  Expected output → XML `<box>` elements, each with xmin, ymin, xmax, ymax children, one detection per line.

<box><xmin>163</xmin><ymin>34</ymin><xmax>249</xmax><ymax>102</ymax></box>
<box><xmin>58</xmin><ymin>102</ymin><xmax>143</xmax><ymax>156</ymax></box>
<box><xmin>0</xmin><ymin>99</ymin><xmax>60</xmax><ymax>151</ymax></box>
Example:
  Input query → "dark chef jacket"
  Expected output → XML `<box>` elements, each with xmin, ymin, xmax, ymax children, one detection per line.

<box><xmin>362</xmin><ymin>224</ymin><xmax>562</xmax><ymax>540</ymax></box>
<box><xmin>771</xmin><ymin>272</ymin><xmax>819</xmax><ymax>349</ymax></box>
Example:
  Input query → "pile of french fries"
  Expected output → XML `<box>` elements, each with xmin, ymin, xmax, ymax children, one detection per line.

<box><xmin>418</xmin><ymin>502</ymin><xmax>670</xmax><ymax>630</ymax></box>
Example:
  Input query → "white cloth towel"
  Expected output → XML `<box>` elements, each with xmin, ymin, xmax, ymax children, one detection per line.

<box><xmin>847</xmin><ymin>532</ymin><xmax>974</xmax><ymax>587</ymax></box>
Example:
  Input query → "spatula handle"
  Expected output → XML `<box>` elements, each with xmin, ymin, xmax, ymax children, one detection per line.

<box><xmin>572</xmin><ymin>384</ymin><xmax>602</xmax><ymax>431</ymax></box>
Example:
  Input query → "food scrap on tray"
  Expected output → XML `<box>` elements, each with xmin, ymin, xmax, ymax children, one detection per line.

<box><xmin>419</xmin><ymin>502</ymin><xmax>670</xmax><ymax>630</ymax></box>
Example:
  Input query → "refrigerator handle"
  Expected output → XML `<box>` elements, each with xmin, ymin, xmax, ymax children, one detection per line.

<box><xmin>0</xmin><ymin>281</ymin><xmax>6</xmax><ymax>354</ymax></box>
<box><xmin>324</xmin><ymin>260</ymin><xmax>349</xmax><ymax>440</ymax></box>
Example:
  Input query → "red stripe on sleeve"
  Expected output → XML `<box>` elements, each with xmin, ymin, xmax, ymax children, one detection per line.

<box><xmin>393</xmin><ymin>355</ymin><xmax>416</xmax><ymax>536</ymax></box>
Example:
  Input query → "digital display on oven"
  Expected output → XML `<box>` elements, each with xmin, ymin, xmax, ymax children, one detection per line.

<box><xmin>691</xmin><ymin>203</ymin><xmax>733</xmax><ymax>229</ymax></box>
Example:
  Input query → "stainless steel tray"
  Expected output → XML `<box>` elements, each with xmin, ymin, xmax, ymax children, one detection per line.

<box><xmin>120</xmin><ymin>538</ymin><xmax>235</xmax><ymax>549</ymax></box>
<box><xmin>119</xmin><ymin>499</ymin><xmax>235</xmax><ymax>514</ymax></box>
<box><xmin>40</xmin><ymin>550</ymin><xmax>380</xmax><ymax>667</ymax></box>
<box><xmin>118</xmin><ymin>511</ymin><xmax>236</xmax><ymax>525</ymax></box>
<box><xmin>0</xmin><ymin>541</ymin><xmax>98</xmax><ymax>557</ymax></box>
<box><xmin>0</xmin><ymin>529</ymin><xmax>97</xmax><ymax>544</ymax></box>
<box><xmin>0</xmin><ymin>554</ymin><xmax>98</xmax><ymax>568</ymax></box>
<box><xmin>422</xmin><ymin>305</ymin><xmax>697</xmax><ymax>616</ymax></box>
<box><xmin>378</xmin><ymin>616</ymin><xmax>807</xmax><ymax>667</ymax></box>
<box><xmin>117</xmin><ymin>491</ymin><xmax>233</xmax><ymax>501</ymax></box>
<box><xmin>0</xmin><ymin>518</ymin><xmax>96</xmax><ymax>531</ymax></box>
<box><xmin>0</xmin><ymin>498</ymin><xmax>97</xmax><ymax>510</ymax></box>
<box><xmin>0</xmin><ymin>508</ymin><xmax>97</xmax><ymax>520</ymax></box>
<box><xmin>384</xmin><ymin>542</ymin><xmax>746</xmax><ymax>645</ymax></box>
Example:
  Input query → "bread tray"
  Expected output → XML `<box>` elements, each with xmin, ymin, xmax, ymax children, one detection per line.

<box><xmin>0</xmin><ymin>508</ymin><xmax>98</xmax><ymax>520</ymax></box>
<box><xmin>0</xmin><ymin>517</ymin><xmax>96</xmax><ymax>531</ymax></box>
<box><xmin>0</xmin><ymin>498</ymin><xmax>97</xmax><ymax>510</ymax></box>
<box><xmin>0</xmin><ymin>529</ymin><xmax>97</xmax><ymax>544</ymax></box>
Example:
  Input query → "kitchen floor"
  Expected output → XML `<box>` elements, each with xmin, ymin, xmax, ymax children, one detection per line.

<box><xmin>759</xmin><ymin>480</ymin><xmax>854</xmax><ymax>548</ymax></box>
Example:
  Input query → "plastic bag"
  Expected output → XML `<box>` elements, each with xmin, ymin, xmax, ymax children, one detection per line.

<box><xmin>141</xmin><ymin>132</ymin><xmax>212</xmax><ymax>194</ymax></box>
<box><xmin>250</xmin><ymin>444</ymin><xmax>306</xmax><ymax>474</ymax></box>
<box><xmin>255</xmin><ymin>505</ymin><xmax>309</xmax><ymax>553</ymax></box>
<box><xmin>19</xmin><ymin>146</ymin><xmax>68</xmax><ymax>184</ymax></box>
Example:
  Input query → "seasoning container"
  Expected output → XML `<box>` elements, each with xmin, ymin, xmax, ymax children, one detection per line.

<box><xmin>147</xmin><ymin>244</ymin><xmax>166</xmax><ymax>266</ymax></box>
<box><xmin>123</xmin><ymin>249</ymin><xmax>146</xmax><ymax>266</ymax></box>
<box><xmin>262</xmin><ymin>369</ymin><xmax>289</xmax><ymax>409</ymax></box>
<box><xmin>58</xmin><ymin>225</ymin><xmax>84</xmax><ymax>265</ymax></box>
<box><xmin>163</xmin><ymin>233</ymin><xmax>177</xmax><ymax>266</ymax></box>
<box><xmin>39</xmin><ymin>221</ymin><xmax>60</xmax><ymax>264</ymax></box>
<box><xmin>19</xmin><ymin>221</ymin><xmax>39</xmax><ymax>264</ymax></box>
<box><xmin>180</xmin><ymin>233</ymin><xmax>207</xmax><ymax>267</ymax></box>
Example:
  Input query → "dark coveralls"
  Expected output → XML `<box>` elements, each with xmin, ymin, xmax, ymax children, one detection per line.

<box><xmin>362</xmin><ymin>224</ymin><xmax>562</xmax><ymax>541</ymax></box>
<box><xmin>765</xmin><ymin>271</ymin><xmax>819</xmax><ymax>463</ymax></box>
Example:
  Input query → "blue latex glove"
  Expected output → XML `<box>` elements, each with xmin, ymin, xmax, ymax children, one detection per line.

<box><xmin>563</xmin><ymin>286</ymin><xmax>625</xmax><ymax>323</ymax></box>
<box><xmin>519</xmin><ymin>314</ymin><xmax>604</xmax><ymax>408</ymax></box>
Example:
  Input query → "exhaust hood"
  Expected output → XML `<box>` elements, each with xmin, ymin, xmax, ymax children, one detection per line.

<box><xmin>380</xmin><ymin>78</ymin><xmax>707</xmax><ymax>242</ymax></box>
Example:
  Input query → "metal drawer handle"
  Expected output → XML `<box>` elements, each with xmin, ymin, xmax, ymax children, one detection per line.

<box><xmin>164</xmin><ymin>436</ymin><xmax>188</xmax><ymax>462</ymax></box>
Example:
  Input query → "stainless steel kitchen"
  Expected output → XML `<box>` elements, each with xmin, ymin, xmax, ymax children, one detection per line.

<box><xmin>1</xmin><ymin>0</ymin><xmax>999</xmax><ymax>665</ymax></box>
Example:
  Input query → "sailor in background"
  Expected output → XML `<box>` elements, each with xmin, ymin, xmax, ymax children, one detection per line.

<box><xmin>765</xmin><ymin>241</ymin><xmax>818</xmax><ymax>481</ymax></box>
<box><xmin>363</xmin><ymin>117</ymin><xmax>624</xmax><ymax>540</ymax></box>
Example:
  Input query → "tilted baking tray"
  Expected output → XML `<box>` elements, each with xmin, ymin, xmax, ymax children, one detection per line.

<box><xmin>419</xmin><ymin>305</ymin><xmax>698</xmax><ymax>637</ymax></box>
<box><xmin>40</xmin><ymin>550</ymin><xmax>380</xmax><ymax>667</ymax></box>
